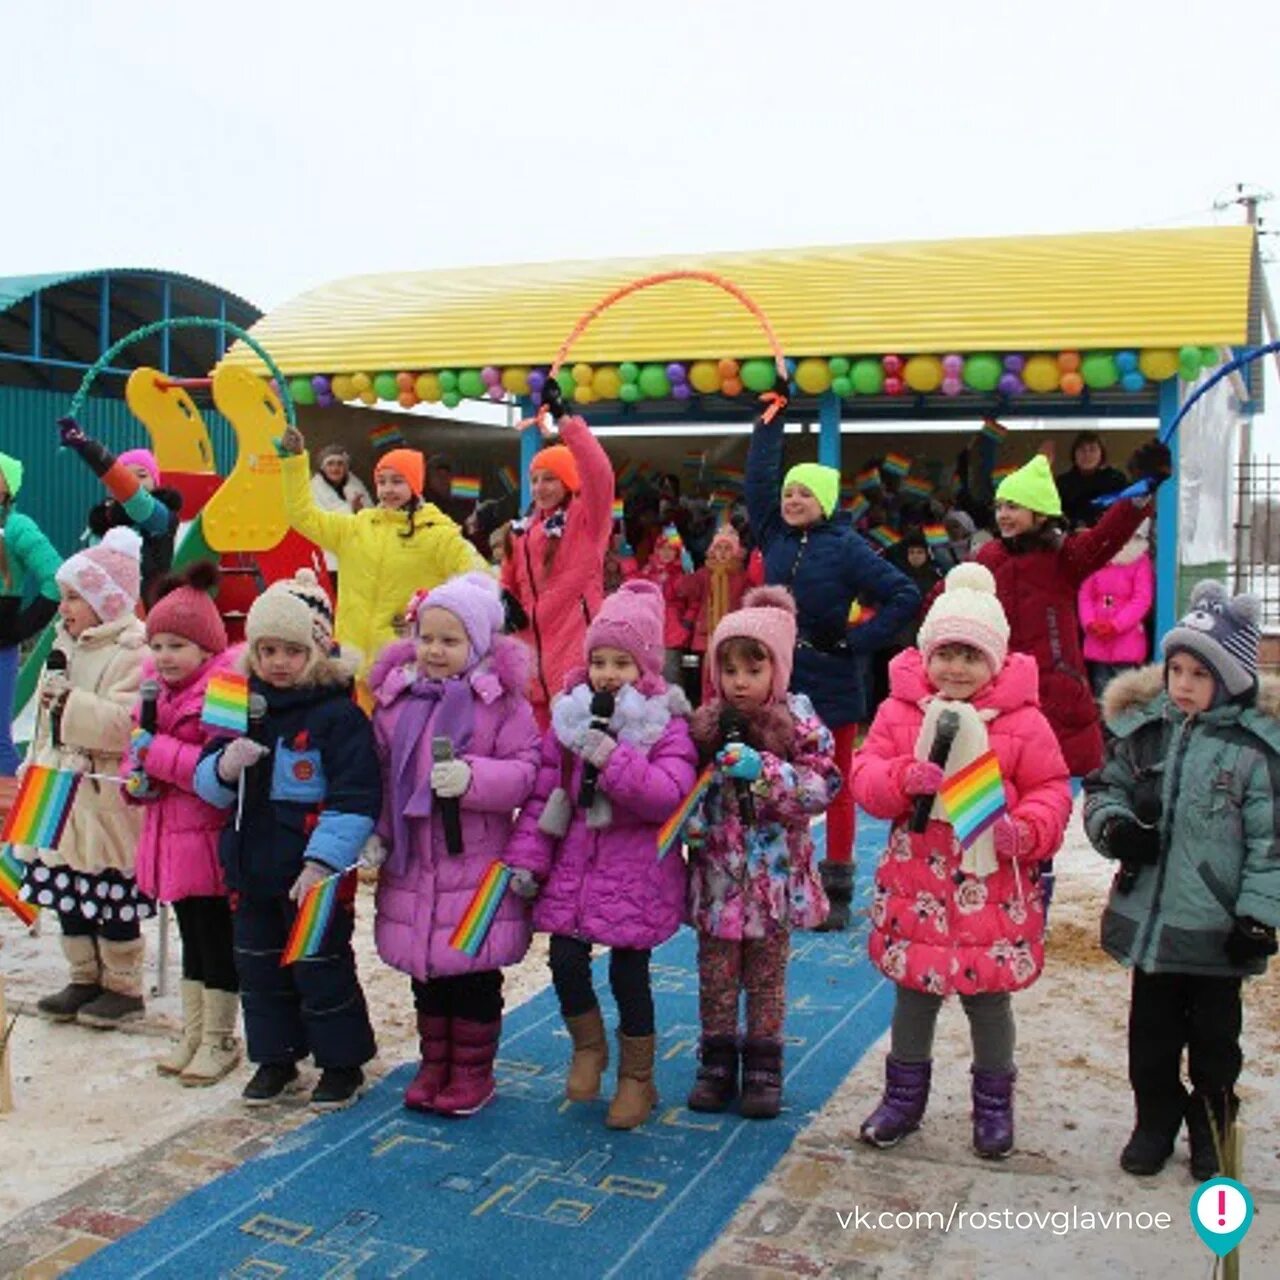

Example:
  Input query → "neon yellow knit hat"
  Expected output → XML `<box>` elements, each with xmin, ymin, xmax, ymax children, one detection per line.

<box><xmin>995</xmin><ymin>454</ymin><xmax>1062</xmax><ymax>517</ymax></box>
<box><xmin>0</xmin><ymin>451</ymin><xmax>23</xmax><ymax>499</ymax></box>
<box><xmin>783</xmin><ymin>462</ymin><xmax>839</xmax><ymax>518</ymax></box>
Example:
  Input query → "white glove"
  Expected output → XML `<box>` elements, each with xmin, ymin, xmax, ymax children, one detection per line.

<box><xmin>430</xmin><ymin>758</ymin><xmax>472</xmax><ymax>798</ymax></box>
<box><xmin>289</xmin><ymin>860</ymin><xmax>331</xmax><ymax>903</ymax></box>
<box><xmin>579</xmin><ymin>728</ymin><xmax>617</xmax><ymax>770</ymax></box>
<box><xmin>508</xmin><ymin>868</ymin><xmax>540</xmax><ymax>900</ymax></box>
<box><xmin>360</xmin><ymin>833</ymin><xmax>389</xmax><ymax>869</ymax></box>
<box><xmin>216</xmin><ymin>737</ymin><xmax>270</xmax><ymax>784</ymax></box>
<box><xmin>40</xmin><ymin>672</ymin><xmax>71</xmax><ymax>709</ymax></box>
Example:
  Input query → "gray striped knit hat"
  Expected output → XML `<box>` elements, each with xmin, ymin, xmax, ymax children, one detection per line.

<box><xmin>1162</xmin><ymin>580</ymin><xmax>1261</xmax><ymax>699</ymax></box>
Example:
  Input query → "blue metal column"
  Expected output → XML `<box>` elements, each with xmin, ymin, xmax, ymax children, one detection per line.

<box><xmin>1154</xmin><ymin>377</ymin><xmax>1180</xmax><ymax>637</ymax></box>
<box><xmin>817</xmin><ymin>390</ymin><xmax>841</xmax><ymax>470</ymax></box>
<box><xmin>160</xmin><ymin>278</ymin><xmax>172</xmax><ymax>371</ymax></box>
<box><xmin>518</xmin><ymin>398</ymin><xmax>537</xmax><ymax>509</ymax></box>
<box><xmin>216</xmin><ymin>298</ymin><xmax>228</xmax><ymax>361</ymax></box>
<box><xmin>98</xmin><ymin>274</ymin><xmax>111</xmax><ymax>357</ymax></box>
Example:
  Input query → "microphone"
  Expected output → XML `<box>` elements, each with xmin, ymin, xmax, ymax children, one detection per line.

<box><xmin>431</xmin><ymin>737</ymin><xmax>465</xmax><ymax>856</ymax></box>
<box><xmin>138</xmin><ymin>679</ymin><xmax>160</xmax><ymax>736</ymax></box>
<box><xmin>910</xmin><ymin>709</ymin><xmax>961</xmax><ymax>833</ymax></box>
<box><xmin>236</xmin><ymin>693</ymin><xmax>270</xmax><ymax>833</ymax></box>
<box><xmin>46</xmin><ymin>649</ymin><xmax>69</xmax><ymax>749</ymax></box>
<box><xmin>578</xmin><ymin>689</ymin><xmax>616</xmax><ymax>809</ymax></box>
<box><xmin>718</xmin><ymin>707</ymin><xmax>756</xmax><ymax>826</ymax></box>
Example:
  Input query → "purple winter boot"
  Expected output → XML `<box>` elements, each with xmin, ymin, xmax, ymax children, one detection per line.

<box><xmin>971</xmin><ymin>1066</ymin><xmax>1016</xmax><ymax>1159</ymax></box>
<box><xmin>859</xmin><ymin>1056</ymin><xmax>932</xmax><ymax>1147</ymax></box>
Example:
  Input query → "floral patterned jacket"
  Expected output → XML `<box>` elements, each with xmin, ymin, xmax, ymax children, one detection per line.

<box><xmin>686</xmin><ymin>693</ymin><xmax>841</xmax><ymax>939</ymax></box>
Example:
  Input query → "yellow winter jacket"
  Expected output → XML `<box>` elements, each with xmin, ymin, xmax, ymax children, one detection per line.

<box><xmin>281</xmin><ymin>452</ymin><xmax>488</xmax><ymax>675</ymax></box>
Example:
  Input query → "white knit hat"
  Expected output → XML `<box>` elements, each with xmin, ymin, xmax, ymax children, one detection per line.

<box><xmin>246</xmin><ymin>569</ymin><xmax>336</xmax><ymax>658</ymax></box>
<box><xmin>55</xmin><ymin>527</ymin><xmax>142</xmax><ymax>624</ymax></box>
<box><xmin>917</xmin><ymin>562</ymin><xmax>1010</xmax><ymax>673</ymax></box>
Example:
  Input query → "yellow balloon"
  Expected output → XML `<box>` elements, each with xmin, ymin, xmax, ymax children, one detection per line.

<box><xmin>1138</xmin><ymin>349</ymin><xmax>1179</xmax><ymax>381</ymax></box>
<box><xmin>571</xmin><ymin>383</ymin><xmax>596</xmax><ymax>405</ymax></box>
<box><xmin>358</xmin><ymin>388</ymin><xmax>377</xmax><ymax>406</ymax></box>
<box><xmin>330</xmin><ymin>374</ymin><xmax>354</xmax><ymax>401</ymax></box>
<box><xmin>571</xmin><ymin>362</ymin><xmax>593</xmax><ymax>387</ymax></box>
<box><xmin>351</xmin><ymin>371</ymin><xmax>372</xmax><ymax>393</ymax></box>
<box><xmin>592</xmin><ymin>365</ymin><xmax>622</xmax><ymax>399</ymax></box>
<box><xmin>688</xmin><ymin>360</ymin><xmax>721</xmax><ymax>395</ymax></box>
<box><xmin>903</xmin><ymin>354</ymin><xmax>943</xmax><ymax>394</ymax></box>
<box><xmin>415</xmin><ymin>372</ymin><xmax>442</xmax><ymax>402</ymax></box>
<box><xmin>794</xmin><ymin>357</ymin><xmax>832</xmax><ymax>395</ymax></box>
<box><xmin>501</xmin><ymin>366</ymin><xmax>530</xmax><ymax>396</ymax></box>
<box><xmin>1022</xmin><ymin>354</ymin><xmax>1060</xmax><ymax>394</ymax></box>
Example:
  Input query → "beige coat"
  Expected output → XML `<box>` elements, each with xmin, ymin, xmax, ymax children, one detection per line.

<box><xmin>17</xmin><ymin>613</ymin><xmax>145</xmax><ymax>876</ymax></box>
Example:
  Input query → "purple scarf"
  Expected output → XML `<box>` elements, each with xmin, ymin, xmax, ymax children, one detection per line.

<box><xmin>386</xmin><ymin>673</ymin><xmax>475</xmax><ymax>877</ymax></box>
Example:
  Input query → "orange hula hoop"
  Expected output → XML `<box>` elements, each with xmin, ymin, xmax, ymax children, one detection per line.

<box><xmin>518</xmin><ymin>269</ymin><xmax>789</xmax><ymax>433</ymax></box>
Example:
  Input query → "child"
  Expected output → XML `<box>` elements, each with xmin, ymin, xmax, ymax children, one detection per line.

<box><xmin>368</xmin><ymin>573</ymin><xmax>541</xmax><ymax>1117</ymax></box>
<box><xmin>19</xmin><ymin>529</ymin><xmax>151</xmax><ymax>1027</ymax></box>
<box><xmin>1083</xmin><ymin>582</ymin><xmax>1278</xmax><ymax>1181</ymax></box>
<box><xmin>195</xmin><ymin>570</ymin><xmax>381</xmax><ymax>1110</ymax></box>
<box><xmin>128</xmin><ymin>562</ymin><xmax>242</xmax><ymax>1084</ymax></box>
<box><xmin>0</xmin><ymin>450</ymin><xmax>61</xmax><ymax>776</ymax></box>
<box><xmin>684</xmin><ymin>586</ymin><xmax>842</xmax><ymax>1118</ymax></box>
<box><xmin>1078</xmin><ymin>520</ymin><xmax>1153</xmax><ymax>698</ymax></box>
<box><xmin>640</xmin><ymin>525</ymin><xmax>693</xmax><ymax>683</ymax></box>
<box><xmin>850</xmin><ymin>564</ymin><xmax>1071</xmax><ymax>1158</ymax></box>
<box><xmin>507</xmin><ymin>579</ymin><xmax>698</xmax><ymax>1130</ymax></box>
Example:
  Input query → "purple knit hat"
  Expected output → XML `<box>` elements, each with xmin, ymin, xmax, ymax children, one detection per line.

<box><xmin>584</xmin><ymin>579</ymin><xmax>664</xmax><ymax>679</ymax></box>
<box><xmin>414</xmin><ymin>572</ymin><xmax>504</xmax><ymax>667</ymax></box>
<box><xmin>118</xmin><ymin>448</ymin><xmax>160</xmax><ymax>487</ymax></box>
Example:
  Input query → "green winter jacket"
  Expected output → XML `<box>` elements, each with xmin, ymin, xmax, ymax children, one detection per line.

<box><xmin>1084</xmin><ymin>664</ymin><xmax>1280</xmax><ymax>977</ymax></box>
<box><xmin>0</xmin><ymin>506</ymin><xmax>62</xmax><ymax>649</ymax></box>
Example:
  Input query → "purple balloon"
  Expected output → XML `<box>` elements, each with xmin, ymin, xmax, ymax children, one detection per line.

<box><xmin>481</xmin><ymin>365</ymin><xmax>500</xmax><ymax>385</ymax></box>
<box><xmin>311</xmin><ymin>374</ymin><xmax>330</xmax><ymax>395</ymax></box>
<box><xmin>527</xmin><ymin>369</ymin><xmax>546</xmax><ymax>393</ymax></box>
<box><xmin>997</xmin><ymin>372</ymin><xmax>1024</xmax><ymax>396</ymax></box>
<box><xmin>487</xmin><ymin>385</ymin><xmax>505</xmax><ymax>401</ymax></box>
<box><xmin>942</xmin><ymin>354</ymin><xmax>963</xmax><ymax>376</ymax></box>
<box><xmin>316</xmin><ymin>391</ymin><xmax>334</xmax><ymax>408</ymax></box>
<box><xmin>1003</xmin><ymin>354</ymin><xmax>1025</xmax><ymax>374</ymax></box>
<box><xmin>941</xmin><ymin>375</ymin><xmax>963</xmax><ymax>397</ymax></box>
<box><xmin>672</xmin><ymin>383</ymin><xmax>692</xmax><ymax>401</ymax></box>
<box><xmin>666</xmin><ymin>362</ymin><xmax>687</xmax><ymax>383</ymax></box>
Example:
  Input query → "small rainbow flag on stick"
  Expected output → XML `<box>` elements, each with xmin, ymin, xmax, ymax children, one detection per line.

<box><xmin>0</xmin><ymin>767</ymin><xmax>80</xmax><ymax>851</ymax></box>
<box><xmin>844</xmin><ymin>495</ymin><xmax>870</xmax><ymax>522</ymax></box>
<box><xmin>939</xmin><ymin>751</ymin><xmax>1008</xmax><ymax>849</ymax></box>
<box><xmin>923</xmin><ymin>523</ymin><xmax>950</xmax><ymax>548</ymax></box>
<box><xmin>281</xmin><ymin>869</ymin><xmax>347</xmax><ymax>965</ymax></box>
<box><xmin>882</xmin><ymin>452</ymin><xmax>911</xmax><ymax>478</ymax></box>
<box><xmin>991</xmin><ymin>464</ymin><xmax>1017</xmax><ymax>484</ymax></box>
<box><xmin>0</xmin><ymin>844</ymin><xmax>38</xmax><ymax>926</ymax></box>
<box><xmin>498</xmin><ymin>464</ymin><xmax>520</xmax><ymax>494</ymax></box>
<box><xmin>612</xmin><ymin>498</ymin><xmax>625</xmax><ymax>523</ymax></box>
<box><xmin>451</xmin><ymin>475</ymin><xmax>481</xmax><ymax>501</ymax></box>
<box><xmin>856</xmin><ymin>467</ymin><xmax>881</xmax><ymax>493</ymax></box>
<box><xmin>449</xmin><ymin>861</ymin><xmax>512</xmax><ymax>956</ymax></box>
<box><xmin>202</xmin><ymin>672</ymin><xmax>250</xmax><ymax>736</ymax></box>
<box><xmin>656</xmin><ymin>765</ymin><xmax>714</xmax><ymax>860</ymax></box>
<box><xmin>900</xmin><ymin>476</ymin><xmax>933</xmax><ymax>499</ymax></box>
<box><xmin>368</xmin><ymin>423</ymin><xmax>404</xmax><ymax>450</ymax></box>
<box><xmin>868</xmin><ymin>525</ymin><xmax>901</xmax><ymax>549</ymax></box>
<box><xmin>715</xmin><ymin>466</ymin><xmax>744</xmax><ymax>486</ymax></box>
<box><xmin>980</xmin><ymin>417</ymin><xmax>1009</xmax><ymax>443</ymax></box>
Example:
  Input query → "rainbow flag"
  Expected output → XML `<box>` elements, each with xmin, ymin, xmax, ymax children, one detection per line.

<box><xmin>939</xmin><ymin>751</ymin><xmax>1008</xmax><ymax>848</ymax></box>
<box><xmin>0</xmin><ymin>767</ymin><xmax>80</xmax><ymax>851</ymax></box>
<box><xmin>715</xmin><ymin>466</ymin><xmax>744</xmax><ymax>485</ymax></box>
<box><xmin>0</xmin><ymin>844</ymin><xmax>38</xmax><ymax>926</ymax></box>
<box><xmin>991</xmin><ymin>464</ymin><xmax>1017</xmax><ymax>484</ymax></box>
<box><xmin>980</xmin><ymin>417</ymin><xmax>1009</xmax><ymax>443</ymax></box>
<box><xmin>498</xmin><ymin>464</ymin><xmax>520</xmax><ymax>494</ymax></box>
<box><xmin>656</xmin><ymin>765</ymin><xmax>714</xmax><ymax>860</ymax></box>
<box><xmin>855</xmin><ymin>467</ymin><xmax>881</xmax><ymax>493</ymax></box>
<box><xmin>616</xmin><ymin>460</ymin><xmax>639</xmax><ymax>490</ymax></box>
<box><xmin>452</xmin><ymin>475</ymin><xmax>481</xmax><ymax>501</ymax></box>
<box><xmin>682</xmin><ymin>451</ymin><xmax>707</xmax><ymax>472</ymax></box>
<box><xmin>612</xmin><ymin>498</ymin><xmax>625</xmax><ymax>523</ymax></box>
<box><xmin>710</xmin><ymin>489</ymin><xmax>738</xmax><ymax>509</ymax></box>
<box><xmin>923</xmin><ymin>523</ymin><xmax>950</xmax><ymax>548</ymax></box>
<box><xmin>868</xmin><ymin>525</ymin><xmax>901</xmax><ymax>549</ymax></box>
<box><xmin>281</xmin><ymin>869</ymin><xmax>345</xmax><ymax>965</ymax></box>
<box><xmin>900</xmin><ymin>476</ymin><xmax>933</xmax><ymax>499</ymax></box>
<box><xmin>844</xmin><ymin>495</ymin><xmax>870</xmax><ymax>522</ymax></box>
<box><xmin>449</xmin><ymin>861</ymin><xmax>513</xmax><ymax>956</ymax></box>
<box><xmin>882</xmin><ymin>452</ymin><xmax>911</xmax><ymax>478</ymax></box>
<box><xmin>368</xmin><ymin>423</ymin><xmax>404</xmax><ymax>450</ymax></box>
<box><xmin>202</xmin><ymin>672</ymin><xmax>250</xmax><ymax>736</ymax></box>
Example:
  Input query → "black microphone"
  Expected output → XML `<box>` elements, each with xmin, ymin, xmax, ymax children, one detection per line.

<box><xmin>910</xmin><ymin>709</ymin><xmax>961</xmax><ymax>833</ymax></box>
<box><xmin>718</xmin><ymin>707</ymin><xmax>757</xmax><ymax>826</ymax></box>
<box><xmin>46</xmin><ymin>649</ymin><xmax>68</xmax><ymax>749</ymax></box>
<box><xmin>1116</xmin><ymin>792</ymin><xmax>1162</xmax><ymax>895</ymax></box>
<box><xmin>578</xmin><ymin>689</ymin><xmax>616</xmax><ymax>809</ymax></box>
<box><xmin>432</xmin><ymin>736</ymin><xmax>465</xmax><ymax>856</ymax></box>
<box><xmin>247</xmin><ymin>693</ymin><xmax>268</xmax><ymax>742</ymax></box>
<box><xmin>138</xmin><ymin>679</ymin><xmax>160</xmax><ymax>736</ymax></box>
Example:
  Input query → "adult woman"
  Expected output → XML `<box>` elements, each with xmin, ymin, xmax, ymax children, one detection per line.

<box><xmin>309</xmin><ymin>444</ymin><xmax>373</xmax><ymax>593</ymax></box>
<box><xmin>1055</xmin><ymin>431</ymin><xmax>1127</xmax><ymax>529</ymax></box>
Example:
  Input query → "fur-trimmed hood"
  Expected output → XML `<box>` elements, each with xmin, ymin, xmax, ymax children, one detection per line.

<box><xmin>367</xmin><ymin>632</ymin><xmax>531</xmax><ymax>710</ymax></box>
<box><xmin>1101</xmin><ymin>661</ymin><xmax>1280</xmax><ymax>737</ymax></box>
<box><xmin>552</xmin><ymin>679</ymin><xmax>691</xmax><ymax>752</ymax></box>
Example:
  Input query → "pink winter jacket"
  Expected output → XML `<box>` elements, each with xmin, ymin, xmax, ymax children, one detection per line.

<box><xmin>369</xmin><ymin>636</ymin><xmax>542</xmax><ymax>981</ymax></box>
<box><xmin>1078</xmin><ymin>555</ymin><xmax>1153</xmax><ymax>666</ymax></box>
<box><xmin>849</xmin><ymin>649</ymin><xmax>1072</xmax><ymax>997</ymax></box>
<box><xmin>130</xmin><ymin>648</ymin><xmax>243</xmax><ymax>903</ymax></box>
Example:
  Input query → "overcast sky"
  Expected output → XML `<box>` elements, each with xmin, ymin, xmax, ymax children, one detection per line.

<box><xmin>4</xmin><ymin>0</ymin><xmax>1277</xmax><ymax>449</ymax></box>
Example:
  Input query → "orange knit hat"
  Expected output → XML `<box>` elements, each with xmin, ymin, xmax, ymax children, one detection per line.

<box><xmin>375</xmin><ymin>448</ymin><xmax>425</xmax><ymax>497</ymax></box>
<box><xmin>529</xmin><ymin>444</ymin><xmax>580</xmax><ymax>493</ymax></box>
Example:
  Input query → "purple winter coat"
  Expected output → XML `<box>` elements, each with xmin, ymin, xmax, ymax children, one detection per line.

<box><xmin>130</xmin><ymin>648</ymin><xmax>242</xmax><ymax>903</ymax></box>
<box><xmin>508</xmin><ymin>682</ymin><xmax>698</xmax><ymax>950</ymax></box>
<box><xmin>370</xmin><ymin>635</ymin><xmax>542</xmax><ymax>981</ymax></box>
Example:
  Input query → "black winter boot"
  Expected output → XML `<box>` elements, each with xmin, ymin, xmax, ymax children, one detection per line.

<box><xmin>1187</xmin><ymin>1090</ymin><xmax>1238</xmax><ymax>1183</ymax></box>
<box><xmin>814</xmin><ymin>861</ymin><xmax>854</xmax><ymax>933</ymax></box>
<box><xmin>686</xmin><ymin>1035</ymin><xmax>739</xmax><ymax>1112</ymax></box>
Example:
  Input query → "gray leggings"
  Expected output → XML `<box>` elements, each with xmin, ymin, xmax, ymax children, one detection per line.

<box><xmin>890</xmin><ymin>987</ymin><xmax>1015</xmax><ymax>1072</ymax></box>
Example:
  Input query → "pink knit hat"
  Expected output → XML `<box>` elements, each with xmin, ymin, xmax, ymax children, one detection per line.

<box><xmin>584</xmin><ymin>579</ymin><xmax>664</xmax><ymax>679</ymax></box>
<box><xmin>918</xmin><ymin>562</ymin><xmax>1010</xmax><ymax>673</ymax></box>
<box><xmin>56</xmin><ymin>527</ymin><xmax>142</xmax><ymax>624</ymax></box>
<box><xmin>145</xmin><ymin>561</ymin><xmax>228</xmax><ymax>655</ymax></box>
<box><xmin>707</xmin><ymin>585</ymin><xmax>797</xmax><ymax>702</ymax></box>
<box><xmin>118</xmin><ymin>448</ymin><xmax>160</xmax><ymax>487</ymax></box>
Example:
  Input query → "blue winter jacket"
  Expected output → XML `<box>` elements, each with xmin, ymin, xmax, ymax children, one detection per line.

<box><xmin>746</xmin><ymin>416</ymin><xmax>920</xmax><ymax>727</ymax></box>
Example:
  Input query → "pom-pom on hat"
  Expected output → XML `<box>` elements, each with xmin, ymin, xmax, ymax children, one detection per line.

<box><xmin>246</xmin><ymin>568</ymin><xmax>336</xmax><ymax>659</ymax></box>
<box><xmin>1162</xmin><ymin>580</ymin><xmax>1260</xmax><ymax>700</ymax></box>
<box><xmin>918</xmin><ymin>562</ymin><xmax>1010</xmax><ymax>674</ymax></box>
<box><xmin>995</xmin><ymin>454</ymin><xmax>1062</xmax><ymax>517</ymax></box>
<box><xmin>145</xmin><ymin>560</ymin><xmax>228</xmax><ymax>655</ymax></box>
<box><xmin>412</xmin><ymin>571</ymin><xmax>505</xmax><ymax>667</ymax></box>
<box><xmin>584</xmin><ymin>579</ymin><xmax>664</xmax><ymax>678</ymax></box>
<box><xmin>374</xmin><ymin>448</ymin><xmax>425</xmax><ymax>498</ymax></box>
<box><xmin>708</xmin><ymin>585</ymin><xmax>798</xmax><ymax>702</ymax></box>
<box><xmin>783</xmin><ymin>462</ymin><xmax>839</xmax><ymax>518</ymax></box>
<box><xmin>529</xmin><ymin>444</ymin><xmax>581</xmax><ymax>494</ymax></box>
<box><xmin>55</xmin><ymin>527</ymin><xmax>142</xmax><ymax>625</ymax></box>
<box><xmin>118</xmin><ymin>448</ymin><xmax>160</xmax><ymax>487</ymax></box>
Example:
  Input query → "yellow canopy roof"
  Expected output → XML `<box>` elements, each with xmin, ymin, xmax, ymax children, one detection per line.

<box><xmin>221</xmin><ymin>225</ymin><xmax>1255</xmax><ymax>375</ymax></box>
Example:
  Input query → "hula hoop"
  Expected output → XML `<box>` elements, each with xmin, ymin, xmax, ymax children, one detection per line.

<box><xmin>520</xmin><ymin>269</ymin><xmax>789</xmax><ymax>433</ymax></box>
<box><xmin>66</xmin><ymin>316</ymin><xmax>295</xmax><ymax>425</ymax></box>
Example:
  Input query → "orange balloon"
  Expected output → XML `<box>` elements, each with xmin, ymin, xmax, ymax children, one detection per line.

<box><xmin>717</xmin><ymin>358</ymin><xmax>740</xmax><ymax>379</ymax></box>
<box><xmin>397</xmin><ymin>391</ymin><xmax>417</xmax><ymax>408</ymax></box>
<box><xmin>396</xmin><ymin>372</ymin><xmax>414</xmax><ymax>391</ymax></box>
<box><xmin>721</xmin><ymin>377</ymin><xmax>743</xmax><ymax>396</ymax></box>
<box><xmin>1057</xmin><ymin>351</ymin><xmax>1081</xmax><ymax>373</ymax></box>
<box><xmin>1060</xmin><ymin>371</ymin><xmax>1084</xmax><ymax>395</ymax></box>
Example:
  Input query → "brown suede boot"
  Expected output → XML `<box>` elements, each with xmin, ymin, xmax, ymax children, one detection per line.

<box><xmin>37</xmin><ymin>935</ymin><xmax>101</xmax><ymax>1021</ymax></box>
<box><xmin>180</xmin><ymin>988</ymin><xmax>242</xmax><ymax>1086</ymax></box>
<box><xmin>78</xmin><ymin>936</ymin><xmax>145</xmax><ymax>1028</ymax></box>
<box><xmin>606</xmin><ymin>1033</ymin><xmax>658</xmax><ymax>1130</ymax></box>
<box><xmin>157</xmin><ymin>979</ymin><xmax>205</xmax><ymax>1075</ymax></box>
<box><xmin>565</xmin><ymin>1006</ymin><xmax>609</xmax><ymax>1101</ymax></box>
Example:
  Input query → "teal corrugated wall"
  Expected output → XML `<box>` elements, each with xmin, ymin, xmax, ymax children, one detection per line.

<box><xmin>0</xmin><ymin>386</ymin><xmax>234</xmax><ymax>560</ymax></box>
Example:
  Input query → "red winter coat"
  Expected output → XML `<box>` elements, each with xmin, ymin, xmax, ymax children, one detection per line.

<box><xmin>973</xmin><ymin>499</ymin><xmax>1148</xmax><ymax>774</ymax></box>
<box><xmin>641</xmin><ymin>554</ymin><xmax>693</xmax><ymax>649</ymax></box>
<box><xmin>849</xmin><ymin>649</ymin><xmax>1072</xmax><ymax>997</ymax></box>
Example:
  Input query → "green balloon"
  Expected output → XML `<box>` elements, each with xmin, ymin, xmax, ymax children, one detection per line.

<box><xmin>828</xmin><ymin>356</ymin><xmax>850</xmax><ymax>377</ymax></box>
<box><xmin>373</xmin><ymin>372</ymin><xmax>398</xmax><ymax>401</ymax></box>
<box><xmin>458</xmin><ymin>368</ymin><xmax>485</xmax><ymax>398</ymax></box>
<box><xmin>1199</xmin><ymin>346</ymin><xmax>1218</xmax><ymax>368</ymax></box>
<box><xmin>619</xmin><ymin>382</ymin><xmax>641</xmax><ymax>403</ymax></box>
<box><xmin>637</xmin><ymin>364</ymin><xmax>671</xmax><ymax>398</ymax></box>
<box><xmin>619</xmin><ymin>361</ymin><xmax>640</xmax><ymax>383</ymax></box>
<box><xmin>740</xmin><ymin>359</ymin><xmax>775</xmax><ymax>393</ymax></box>
<box><xmin>1081</xmin><ymin>352</ymin><xmax>1119</xmax><ymax>390</ymax></box>
<box><xmin>441</xmin><ymin>389</ymin><xmax>462</xmax><ymax>409</ymax></box>
<box><xmin>831</xmin><ymin>375</ymin><xmax>852</xmax><ymax>398</ymax></box>
<box><xmin>289</xmin><ymin>376</ymin><xmax>316</xmax><ymax>407</ymax></box>
<box><xmin>850</xmin><ymin>358</ymin><xmax>883</xmax><ymax>395</ymax></box>
<box><xmin>438</xmin><ymin>369</ymin><xmax>458</xmax><ymax>392</ymax></box>
<box><xmin>963</xmin><ymin>354</ymin><xmax>1001</xmax><ymax>393</ymax></box>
